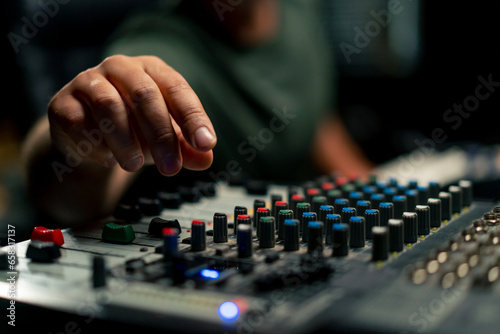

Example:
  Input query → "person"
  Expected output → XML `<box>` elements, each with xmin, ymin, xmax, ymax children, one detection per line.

<box><xmin>21</xmin><ymin>0</ymin><xmax>374</xmax><ymax>226</ymax></box>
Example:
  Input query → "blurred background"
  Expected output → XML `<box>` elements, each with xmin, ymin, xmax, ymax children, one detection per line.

<box><xmin>2</xmin><ymin>0</ymin><xmax>499</xmax><ymax>245</ymax></box>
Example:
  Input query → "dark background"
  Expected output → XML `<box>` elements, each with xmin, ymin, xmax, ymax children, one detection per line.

<box><xmin>1</xmin><ymin>0</ymin><xmax>500</xmax><ymax>245</ymax></box>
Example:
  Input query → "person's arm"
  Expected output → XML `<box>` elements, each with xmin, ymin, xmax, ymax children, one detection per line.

<box><xmin>22</xmin><ymin>55</ymin><xmax>216</xmax><ymax>226</ymax></box>
<box><xmin>312</xmin><ymin>114</ymin><xmax>375</xmax><ymax>178</ymax></box>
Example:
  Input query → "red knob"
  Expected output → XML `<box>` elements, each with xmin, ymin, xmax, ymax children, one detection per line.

<box><xmin>31</xmin><ymin>226</ymin><xmax>64</xmax><ymax>246</ymax></box>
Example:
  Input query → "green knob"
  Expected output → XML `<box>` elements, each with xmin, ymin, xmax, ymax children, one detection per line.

<box><xmin>102</xmin><ymin>223</ymin><xmax>135</xmax><ymax>244</ymax></box>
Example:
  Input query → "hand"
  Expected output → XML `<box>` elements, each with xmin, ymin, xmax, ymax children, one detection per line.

<box><xmin>47</xmin><ymin>55</ymin><xmax>216</xmax><ymax>176</ymax></box>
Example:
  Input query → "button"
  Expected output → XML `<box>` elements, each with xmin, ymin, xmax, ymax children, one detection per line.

<box><xmin>371</xmin><ymin>226</ymin><xmax>389</xmax><ymax>262</ymax></box>
<box><xmin>148</xmin><ymin>217</ymin><xmax>181</xmax><ymax>236</ymax></box>
<box><xmin>102</xmin><ymin>223</ymin><xmax>135</xmax><ymax>244</ymax></box>
<box><xmin>283</xmin><ymin>219</ymin><xmax>299</xmax><ymax>251</ymax></box>
<box><xmin>26</xmin><ymin>241</ymin><xmax>61</xmax><ymax>262</ymax></box>
<box><xmin>213</xmin><ymin>213</ymin><xmax>228</xmax><ymax>243</ymax></box>
<box><xmin>191</xmin><ymin>220</ymin><xmax>206</xmax><ymax>251</ymax></box>
<box><xmin>349</xmin><ymin>216</ymin><xmax>365</xmax><ymax>248</ymax></box>
<box><xmin>31</xmin><ymin>226</ymin><xmax>64</xmax><ymax>246</ymax></box>
<box><xmin>259</xmin><ymin>216</ymin><xmax>276</xmax><ymax>249</ymax></box>
<box><xmin>331</xmin><ymin>223</ymin><xmax>349</xmax><ymax>257</ymax></box>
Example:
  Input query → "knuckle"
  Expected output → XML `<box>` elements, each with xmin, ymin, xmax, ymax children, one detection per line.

<box><xmin>130</xmin><ymin>84</ymin><xmax>158</xmax><ymax>103</ymax></box>
<box><xmin>100</xmin><ymin>54</ymin><xmax>129</xmax><ymax>69</ymax></box>
<box><xmin>165</xmin><ymin>76</ymin><xmax>191</xmax><ymax>96</ymax></box>
<box><xmin>92</xmin><ymin>94</ymin><xmax>123</xmax><ymax>115</ymax></box>
<box><xmin>150</xmin><ymin>128</ymin><xmax>177</xmax><ymax>146</ymax></box>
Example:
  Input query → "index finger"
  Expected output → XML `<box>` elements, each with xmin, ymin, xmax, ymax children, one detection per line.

<box><xmin>142</xmin><ymin>56</ymin><xmax>217</xmax><ymax>152</ymax></box>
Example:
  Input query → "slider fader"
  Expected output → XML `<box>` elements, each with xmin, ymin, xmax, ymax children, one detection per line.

<box><xmin>1</xmin><ymin>176</ymin><xmax>499</xmax><ymax>333</ymax></box>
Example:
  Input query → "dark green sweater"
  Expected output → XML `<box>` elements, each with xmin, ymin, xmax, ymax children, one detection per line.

<box><xmin>104</xmin><ymin>0</ymin><xmax>336</xmax><ymax>182</ymax></box>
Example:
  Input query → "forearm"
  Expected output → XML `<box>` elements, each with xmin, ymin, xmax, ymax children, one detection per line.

<box><xmin>312</xmin><ymin>114</ymin><xmax>375</xmax><ymax>178</ymax></box>
<box><xmin>21</xmin><ymin>117</ymin><xmax>138</xmax><ymax>226</ymax></box>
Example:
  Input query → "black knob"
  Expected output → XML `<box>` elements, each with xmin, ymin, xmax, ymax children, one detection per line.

<box><xmin>259</xmin><ymin>217</ymin><xmax>275</xmax><ymax>248</ymax></box>
<box><xmin>325</xmin><ymin>213</ymin><xmax>341</xmax><ymax>245</ymax></box>
<box><xmin>213</xmin><ymin>213</ymin><xmax>228</xmax><ymax>243</ymax></box>
<box><xmin>157</xmin><ymin>191</ymin><xmax>182</xmax><ymax>209</ymax></box>
<box><xmin>307</xmin><ymin>221</ymin><xmax>324</xmax><ymax>255</ymax></box>
<box><xmin>439</xmin><ymin>192</ymin><xmax>452</xmax><ymax>221</ymax></box>
<box><xmin>253</xmin><ymin>199</ymin><xmax>266</xmax><ymax>227</ymax></box>
<box><xmin>312</xmin><ymin>196</ymin><xmax>327</xmax><ymax>215</ymax></box>
<box><xmin>162</xmin><ymin>227</ymin><xmax>178</xmax><ymax>260</ymax></box>
<box><xmin>458</xmin><ymin>180</ymin><xmax>473</xmax><ymax>207</ymax></box>
<box><xmin>388</xmin><ymin>219</ymin><xmax>404</xmax><ymax>252</ymax></box>
<box><xmin>255</xmin><ymin>207</ymin><xmax>271</xmax><ymax>237</ymax></box>
<box><xmin>369</xmin><ymin>193</ymin><xmax>385</xmax><ymax>209</ymax></box>
<box><xmin>234</xmin><ymin>206</ymin><xmax>247</xmax><ymax>234</ymax></box>
<box><xmin>341</xmin><ymin>207</ymin><xmax>356</xmax><ymax>224</ymax></box>
<box><xmin>427</xmin><ymin>198</ymin><xmax>442</xmax><ymax>228</ymax></box>
<box><xmin>334</xmin><ymin>198</ymin><xmax>349</xmax><ymax>214</ymax></box>
<box><xmin>301</xmin><ymin>212</ymin><xmax>317</xmax><ymax>242</ymax></box>
<box><xmin>405</xmin><ymin>189</ymin><xmax>418</xmax><ymax>212</ymax></box>
<box><xmin>278</xmin><ymin>209</ymin><xmax>293</xmax><ymax>239</ymax></box>
<box><xmin>349</xmin><ymin>216</ymin><xmax>365</xmax><ymax>248</ymax></box>
<box><xmin>371</xmin><ymin>226</ymin><xmax>389</xmax><ymax>262</ymax></box>
<box><xmin>92</xmin><ymin>256</ymin><xmax>106</xmax><ymax>288</ymax></box>
<box><xmin>428</xmin><ymin>181</ymin><xmax>440</xmax><ymax>198</ymax></box>
<box><xmin>191</xmin><ymin>220</ymin><xmax>206</xmax><ymax>251</ymax></box>
<box><xmin>149</xmin><ymin>217</ymin><xmax>181</xmax><ymax>236</ymax></box>
<box><xmin>365</xmin><ymin>209</ymin><xmax>380</xmax><ymax>239</ymax></box>
<box><xmin>416</xmin><ymin>205</ymin><xmax>430</xmax><ymax>235</ymax></box>
<box><xmin>356</xmin><ymin>200</ymin><xmax>371</xmax><ymax>217</ymax></box>
<box><xmin>417</xmin><ymin>186</ymin><xmax>429</xmax><ymax>205</ymax></box>
<box><xmin>113</xmin><ymin>203</ymin><xmax>142</xmax><ymax>222</ymax></box>
<box><xmin>283</xmin><ymin>219</ymin><xmax>300</xmax><ymax>251</ymax></box>
<box><xmin>271</xmin><ymin>195</ymin><xmax>283</xmax><ymax>216</ymax></box>
<box><xmin>26</xmin><ymin>241</ymin><xmax>61</xmax><ymax>263</ymax></box>
<box><xmin>392</xmin><ymin>195</ymin><xmax>407</xmax><ymax>219</ymax></box>
<box><xmin>237</xmin><ymin>224</ymin><xmax>253</xmax><ymax>258</ymax></box>
<box><xmin>379</xmin><ymin>202</ymin><xmax>394</xmax><ymax>226</ymax></box>
<box><xmin>296</xmin><ymin>202</ymin><xmax>311</xmax><ymax>236</ymax></box>
<box><xmin>319</xmin><ymin>205</ymin><xmax>334</xmax><ymax>239</ymax></box>
<box><xmin>449</xmin><ymin>185</ymin><xmax>463</xmax><ymax>214</ymax></box>
<box><xmin>138</xmin><ymin>197</ymin><xmax>163</xmax><ymax>216</ymax></box>
<box><xmin>332</xmin><ymin>223</ymin><xmax>349</xmax><ymax>257</ymax></box>
<box><xmin>402</xmin><ymin>212</ymin><xmax>418</xmax><ymax>243</ymax></box>
<box><xmin>327</xmin><ymin>189</ymin><xmax>343</xmax><ymax>206</ymax></box>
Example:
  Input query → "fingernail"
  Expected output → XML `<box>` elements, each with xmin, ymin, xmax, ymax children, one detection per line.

<box><xmin>161</xmin><ymin>154</ymin><xmax>181</xmax><ymax>175</ymax></box>
<box><xmin>123</xmin><ymin>156</ymin><xmax>143</xmax><ymax>172</ymax></box>
<box><xmin>194</xmin><ymin>127</ymin><xmax>216</xmax><ymax>150</ymax></box>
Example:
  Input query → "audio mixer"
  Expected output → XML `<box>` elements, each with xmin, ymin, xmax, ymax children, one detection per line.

<box><xmin>1</xmin><ymin>175</ymin><xmax>499</xmax><ymax>333</ymax></box>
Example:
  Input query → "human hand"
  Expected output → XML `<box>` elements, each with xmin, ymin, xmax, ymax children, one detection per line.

<box><xmin>47</xmin><ymin>55</ymin><xmax>216</xmax><ymax>176</ymax></box>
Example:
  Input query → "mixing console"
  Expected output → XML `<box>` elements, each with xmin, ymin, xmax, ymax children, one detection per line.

<box><xmin>1</xmin><ymin>175</ymin><xmax>499</xmax><ymax>333</ymax></box>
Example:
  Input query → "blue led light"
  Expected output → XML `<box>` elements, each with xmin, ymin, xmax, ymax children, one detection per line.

<box><xmin>200</xmin><ymin>269</ymin><xmax>220</xmax><ymax>279</ymax></box>
<box><xmin>218</xmin><ymin>301</ymin><xmax>239</xmax><ymax>321</ymax></box>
